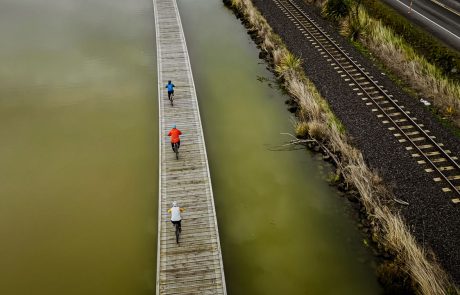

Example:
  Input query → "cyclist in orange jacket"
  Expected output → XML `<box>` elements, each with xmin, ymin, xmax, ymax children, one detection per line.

<box><xmin>168</xmin><ymin>124</ymin><xmax>182</xmax><ymax>151</ymax></box>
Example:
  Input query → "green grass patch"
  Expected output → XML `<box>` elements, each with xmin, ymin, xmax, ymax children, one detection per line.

<box><xmin>361</xmin><ymin>0</ymin><xmax>460</xmax><ymax>81</ymax></box>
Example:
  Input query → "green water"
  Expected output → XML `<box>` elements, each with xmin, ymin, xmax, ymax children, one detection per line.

<box><xmin>0</xmin><ymin>0</ymin><xmax>157</xmax><ymax>294</ymax></box>
<box><xmin>0</xmin><ymin>0</ymin><xmax>383</xmax><ymax>293</ymax></box>
<box><xmin>178</xmin><ymin>0</ymin><xmax>383</xmax><ymax>294</ymax></box>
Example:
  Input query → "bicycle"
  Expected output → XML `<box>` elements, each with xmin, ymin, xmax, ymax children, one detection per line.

<box><xmin>174</xmin><ymin>222</ymin><xmax>181</xmax><ymax>244</ymax></box>
<box><xmin>168</xmin><ymin>92</ymin><xmax>174</xmax><ymax>106</ymax></box>
<box><xmin>172</xmin><ymin>142</ymin><xmax>179</xmax><ymax>160</ymax></box>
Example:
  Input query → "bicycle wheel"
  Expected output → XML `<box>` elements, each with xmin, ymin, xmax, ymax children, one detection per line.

<box><xmin>175</xmin><ymin>224</ymin><xmax>180</xmax><ymax>244</ymax></box>
<box><xmin>170</xmin><ymin>93</ymin><xmax>174</xmax><ymax>106</ymax></box>
<box><xmin>174</xmin><ymin>143</ymin><xmax>179</xmax><ymax>160</ymax></box>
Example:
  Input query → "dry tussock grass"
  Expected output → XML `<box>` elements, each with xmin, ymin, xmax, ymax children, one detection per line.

<box><xmin>378</xmin><ymin>207</ymin><xmax>450</xmax><ymax>295</ymax></box>
<box><xmin>308</xmin><ymin>119</ymin><xmax>328</xmax><ymax>140</ymax></box>
<box><xmin>295</xmin><ymin>121</ymin><xmax>309</xmax><ymax>138</ymax></box>
<box><xmin>275</xmin><ymin>51</ymin><xmax>302</xmax><ymax>78</ymax></box>
<box><xmin>332</xmin><ymin>126</ymin><xmax>453</xmax><ymax>294</ymax></box>
<box><xmin>229</xmin><ymin>0</ymin><xmax>457</xmax><ymax>293</ymax></box>
<box><xmin>272</xmin><ymin>48</ymin><xmax>284</xmax><ymax>66</ymax></box>
<box><xmin>287</xmin><ymin>77</ymin><xmax>323</xmax><ymax>122</ymax></box>
<box><xmin>261</xmin><ymin>35</ymin><xmax>275</xmax><ymax>52</ymax></box>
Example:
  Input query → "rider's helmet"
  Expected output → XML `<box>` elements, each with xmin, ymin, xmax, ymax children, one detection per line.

<box><xmin>168</xmin><ymin>80</ymin><xmax>171</xmax><ymax>84</ymax></box>
<box><xmin>172</xmin><ymin>201</ymin><xmax>177</xmax><ymax>207</ymax></box>
<box><xmin>172</xmin><ymin>124</ymin><xmax>176</xmax><ymax>129</ymax></box>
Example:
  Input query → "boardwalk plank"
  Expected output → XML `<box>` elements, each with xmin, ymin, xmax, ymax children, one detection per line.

<box><xmin>153</xmin><ymin>0</ymin><xmax>227</xmax><ymax>294</ymax></box>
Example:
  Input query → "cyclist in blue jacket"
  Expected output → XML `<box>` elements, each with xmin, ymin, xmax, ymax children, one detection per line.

<box><xmin>165</xmin><ymin>80</ymin><xmax>175</xmax><ymax>101</ymax></box>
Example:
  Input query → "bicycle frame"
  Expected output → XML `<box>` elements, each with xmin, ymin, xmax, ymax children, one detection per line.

<box><xmin>173</xmin><ymin>142</ymin><xmax>179</xmax><ymax>159</ymax></box>
<box><xmin>175</xmin><ymin>222</ymin><xmax>180</xmax><ymax>244</ymax></box>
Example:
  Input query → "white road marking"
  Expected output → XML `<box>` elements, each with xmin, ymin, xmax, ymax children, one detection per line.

<box><xmin>394</xmin><ymin>0</ymin><xmax>460</xmax><ymax>41</ymax></box>
<box><xmin>430</xmin><ymin>0</ymin><xmax>460</xmax><ymax>17</ymax></box>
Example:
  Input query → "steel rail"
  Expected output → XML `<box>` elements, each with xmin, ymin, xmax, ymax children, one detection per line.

<box><xmin>275</xmin><ymin>0</ymin><xmax>460</xmax><ymax>196</ymax></box>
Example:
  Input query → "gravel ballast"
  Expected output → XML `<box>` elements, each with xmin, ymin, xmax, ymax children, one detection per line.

<box><xmin>250</xmin><ymin>0</ymin><xmax>460</xmax><ymax>284</ymax></box>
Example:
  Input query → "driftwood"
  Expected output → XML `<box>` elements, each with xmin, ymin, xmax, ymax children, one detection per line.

<box><xmin>280</xmin><ymin>133</ymin><xmax>343</xmax><ymax>171</ymax></box>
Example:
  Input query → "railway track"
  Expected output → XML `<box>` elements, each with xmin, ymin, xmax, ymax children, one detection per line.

<box><xmin>273</xmin><ymin>0</ymin><xmax>460</xmax><ymax>204</ymax></box>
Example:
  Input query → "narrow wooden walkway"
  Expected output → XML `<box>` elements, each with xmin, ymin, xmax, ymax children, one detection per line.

<box><xmin>153</xmin><ymin>0</ymin><xmax>227</xmax><ymax>294</ymax></box>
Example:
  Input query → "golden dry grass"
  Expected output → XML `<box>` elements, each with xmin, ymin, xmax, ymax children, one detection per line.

<box><xmin>229</xmin><ymin>0</ymin><xmax>457</xmax><ymax>293</ymax></box>
<box><xmin>294</xmin><ymin>121</ymin><xmax>309</xmax><ymax>138</ymax></box>
<box><xmin>275</xmin><ymin>51</ymin><xmax>302</xmax><ymax>78</ymax></box>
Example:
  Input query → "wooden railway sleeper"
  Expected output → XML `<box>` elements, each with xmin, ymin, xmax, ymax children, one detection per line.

<box><xmin>276</xmin><ymin>0</ymin><xmax>460</xmax><ymax>199</ymax></box>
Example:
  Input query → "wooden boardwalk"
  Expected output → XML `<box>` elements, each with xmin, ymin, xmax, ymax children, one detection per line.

<box><xmin>153</xmin><ymin>0</ymin><xmax>227</xmax><ymax>294</ymax></box>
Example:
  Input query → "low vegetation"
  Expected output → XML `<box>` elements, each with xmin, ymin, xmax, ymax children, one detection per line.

<box><xmin>225</xmin><ymin>0</ymin><xmax>457</xmax><ymax>293</ymax></box>
<box><xmin>360</xmin><ymin>0</ymin><xmax>460</xmax><ymax>80</ymax></box>
<box><xmin>321</xmin><ymin>0</ymin><xmax>460</xmax><ymax>127</ymax></box>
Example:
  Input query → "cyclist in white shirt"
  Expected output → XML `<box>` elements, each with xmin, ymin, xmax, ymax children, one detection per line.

<box><xmin>168</xmin><ymin>201</ymin><xmax>185</xmax><ymax>232</ymax></box>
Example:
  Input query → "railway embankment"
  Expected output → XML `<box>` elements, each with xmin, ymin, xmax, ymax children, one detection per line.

<box><xmin>324</xmin><ymin>0</ymin><xmax>460</xmax><ymax>132</ymax></box>
<box><xmin>224</xmin><ymin>0</ymin><xmax>460</xmax><ymax>293</ymax></box>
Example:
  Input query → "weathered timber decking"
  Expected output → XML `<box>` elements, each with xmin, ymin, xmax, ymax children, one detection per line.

<box><xmin>153</xmin><ymin>0</ymin><xmax>227</xmax><ymax>294</ymax></box>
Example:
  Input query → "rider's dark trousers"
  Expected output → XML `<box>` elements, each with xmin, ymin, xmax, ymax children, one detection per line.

<box><xmin>171</xmin><ymin>220</ymin><xmax>181</xmax><ymax>230</ymax></box>
<box><xmin>171</xmin><ymin>141</ymin><xmax>180</xmax><ymax>151</ymax></box>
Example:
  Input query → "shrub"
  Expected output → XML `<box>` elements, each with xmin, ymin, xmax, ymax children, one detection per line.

<box><xmin>376</xmin><ymin>260</ymin><xmax>414</xmax><ymax>294</ymax></box>
<box><xmin>323</xmin><ymin>0</ymin><xmax>351</xmax><ymax>20</ymax></box>
<box><xmin>340</xmin><ymin>7</ymin><xmax>369</xmax><ymax>41</ymax></box>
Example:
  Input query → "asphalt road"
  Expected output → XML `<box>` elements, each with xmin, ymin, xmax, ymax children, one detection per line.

<box><xmin>379</xmin><ymin>0</ymin><xmax>460</xmax><ymax>51</ymax></box>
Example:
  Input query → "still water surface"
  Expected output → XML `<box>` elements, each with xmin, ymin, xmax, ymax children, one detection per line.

<box><xmin>0</xmin><ymin>0</ymin><xmax>157</xmax><ymax>294</ymax></box>
<box><xmin>1</xmin><ymin>0</ymin><xmax>382</xmax><ymax>293</ymax></box>
<box><xmin>178</xmin><ymin>0</ymin><xmax>383</xmax><ymax>294</ymax></box>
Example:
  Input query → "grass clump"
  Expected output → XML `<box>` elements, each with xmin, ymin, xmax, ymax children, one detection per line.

<box><xmin>275</xmin><ymin>52</ymin><xmax>302</xmax><ymax>78</ymax></box>
<box><xmin>294</xmin><ymin>121</ymin><xmax>309</xmax><ymax>138</ymax></box>
<box><xmin>226</xmin><ymin>0</ymin><xmax>458</xmax><ymax>293</ymax></box>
